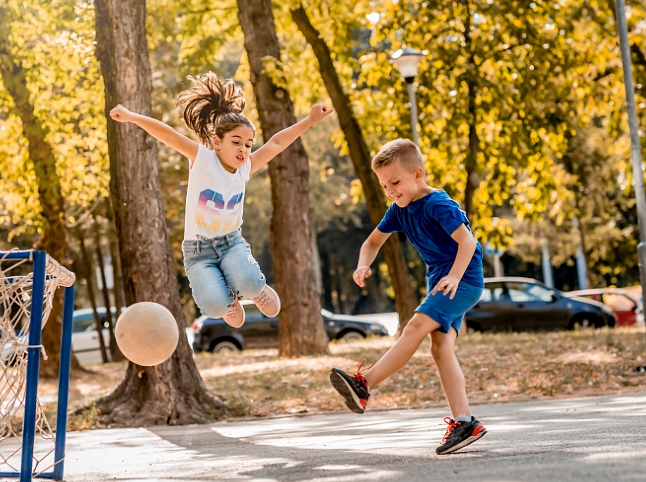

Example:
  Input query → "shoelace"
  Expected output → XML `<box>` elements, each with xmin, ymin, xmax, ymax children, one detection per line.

<box><xmin>225</xmin><ymin>296</ymin><xmax>242</xmax><ymax>317</ymax></box>
<box><xmin>254</xmin><ymin>291</ymin><xmax>271</xmax><ymax>307</ymax></box>
<box><xmin>352</xmin><ymin>359</ymin><xmax>376</xmax><ymax>386</ymax></box>
<box><xmin>440</xmin><ymin>417</ymin><xmax>459</xmax><ymax>444</ymax></box>
<box><xmin>226</xmin><ymin>302</ymin><xmax>241</xmax><ymax>316</ymax></box>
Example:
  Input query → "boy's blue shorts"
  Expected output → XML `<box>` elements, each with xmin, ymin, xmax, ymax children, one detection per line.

<box><xmin>416</xmin><ymin>281</ymin><xmax>483</xmax><ymax>335</ymax></box>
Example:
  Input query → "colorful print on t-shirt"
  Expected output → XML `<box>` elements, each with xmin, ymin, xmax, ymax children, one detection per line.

<box><xmin>195</xmin><ymin>188</ymin><xmax>244</xmax><ymax>235</ymax></box>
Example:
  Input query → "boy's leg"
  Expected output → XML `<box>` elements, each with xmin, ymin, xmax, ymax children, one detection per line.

<box><xmin>430</xmin><ymin>328</ymin><xmax>469</xmax><ymax>418</ymax></box>
<box><xmin>363</xmin><ymin>312</ymin><xmax>441</xmax><ymax>387</ymax></box>
<box><xmin>330</xmin><ymin>311</ymin><xmax>441</xmax><ymax>413</ymax></box>
<box><xmin>431</xmin><ymin>327</ymin><xmax>487</xmax><ymax>455</ymax></box>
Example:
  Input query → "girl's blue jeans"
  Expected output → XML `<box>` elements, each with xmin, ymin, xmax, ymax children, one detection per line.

<box><xmin>182</xmin><ymin>230</ymin><xmax>265</xmax><ymax>318</ymax></box>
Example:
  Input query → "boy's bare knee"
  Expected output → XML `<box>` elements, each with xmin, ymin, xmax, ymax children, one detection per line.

<box><xmin>402</xmin><ymin>315</ymin><xmax>427</xmax><ymax>338</ymax></box>
<box><xmin>431</xmin><ymin>342</ymin><xmax>448</xmax><ymax>361</ymax></box>
<box><xmin>402</xmin><ymin>312</ymin><xmax>440</xmax><ymax>339</ymax></box>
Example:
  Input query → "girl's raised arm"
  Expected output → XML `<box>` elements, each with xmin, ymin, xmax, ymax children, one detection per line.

<box><xmin>110</xmin><ymin>104</ymin><xmax>199</xmax><ymax>166</ymax></box>
<box><xmin>249</xmin><ymin>103</ymin><xmax>333</xmax><ymax>174</ymax></box>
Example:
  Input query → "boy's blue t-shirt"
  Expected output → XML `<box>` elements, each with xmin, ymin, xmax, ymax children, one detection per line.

<box><xmin>377</xmin><ymin>190</ymin><xmax>484</xmax><ymax>289</ymax></box>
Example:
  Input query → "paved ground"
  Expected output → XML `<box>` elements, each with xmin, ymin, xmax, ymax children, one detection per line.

<box><xmin>54</xmin><ymin>392</ymin><xmax>646</xmax><ymax>482</ymax></box>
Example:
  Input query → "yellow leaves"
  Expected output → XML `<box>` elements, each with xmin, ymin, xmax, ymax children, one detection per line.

<box><xmin>349</xmin><ymin>178</ymin><xmax>365</xmax><ymax>205</ymax></box>
<box><xmin>0</xmin><ymin>0</ymin><xmax>110</xmax><ymax>239</ymax></box>
<box><xmin>261</xmin><ymin>56</ymin><xmax>290</xmax><ymax>91</ymax></box>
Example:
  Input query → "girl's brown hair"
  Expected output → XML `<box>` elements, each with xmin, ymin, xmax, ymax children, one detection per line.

<box><xmin>176</xmin><ymin>72</ymin><xmax>255</xmax><ymax>146</ymax></box>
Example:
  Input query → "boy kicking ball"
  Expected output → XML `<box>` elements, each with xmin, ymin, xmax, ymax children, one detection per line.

<box><xmin>330</xmin><ymin>138</ymin><xmax>487</xmax><ymax>455</ymax></box>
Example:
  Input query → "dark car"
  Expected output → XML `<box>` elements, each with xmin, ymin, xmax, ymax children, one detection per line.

<box><xmin>465</xmin><ymin>277</ymin><xmax>617</xmax><ymax>332</ymax></box>
<box><xmin>192</xmin><ymin>300</ymin><xmax>389</xmax><ymax>354</ymax></box>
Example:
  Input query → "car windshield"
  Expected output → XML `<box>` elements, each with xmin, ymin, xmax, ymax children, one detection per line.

<box><xmin>507</xmin><ymin>282</ymin><xmax>553</xmax><ymax>302</ymax></box>
<box><xmin>480</xmin><ymin>283</ymin><xmax>509</xmax><ymax>302</ymax></box>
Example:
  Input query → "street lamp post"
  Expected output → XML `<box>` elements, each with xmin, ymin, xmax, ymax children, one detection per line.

<box><xmin>391</xmin><ymin>47</ymin><xmax>426</xmax><ymax>147</ymax></box>
<box><xmin>615</xmin><ymin>0</ymin><xmax>646</xmax><ymax>312</ymax></box>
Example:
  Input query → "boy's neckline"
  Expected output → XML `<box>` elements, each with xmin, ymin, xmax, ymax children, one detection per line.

<box><xmin>411</xmin><ymin>187</ymin><xmax>439</xmax><ymax>204</ymax></box>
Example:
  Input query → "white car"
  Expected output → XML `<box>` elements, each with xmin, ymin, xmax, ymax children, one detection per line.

<box><xmin>71</xmin><ymin>307</ymin><xmax>119</xmax><ymax>365</ymax></box>
<box><xmin>1</xmin><ymin>308</ymin><xmax>115</xmax><ymax>366</ymax></box>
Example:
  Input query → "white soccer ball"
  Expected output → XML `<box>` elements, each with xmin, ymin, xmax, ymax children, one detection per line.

<box><xmin>115</xmin><ymin>302</ymin><xmax>179</xmax><ymax>366</ymax></box>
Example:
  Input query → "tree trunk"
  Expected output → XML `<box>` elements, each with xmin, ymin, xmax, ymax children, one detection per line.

<box><xmin>291</xmin><ymin>5</ymin><xmax>418</xmax><ymax>331</ymax></box>
<box><xmin>94</xmin><ymin>0</ymin><xmax>226</xmax><ymax>425</ymax></box>
<box><xmin>106</xmin><ymin>199</ymin><xmax>126</xmax><ymax>321</ymax></box>
<box><xmin>93</xmin><ymin>224</ymin><xmax>120</xmax><ymax>358</ymax></box>
<box><xmin>77</xmin><ymin>230</ymin><xmax>110</xmax><ymax>364</ymax></box>
<box><xmin>107</xmin><ymin>230</ymin><xmax>126</xmax><ymax>362</ymax></box>
<box><xmin>0</xmin><ymin>8</ymin><xmax>81</xmax><ymax>377</ymax></box>
<box><xmin>237</xmin><ymin>0</ymin><xmax>329</xmax><ymax>356</ymax></box>
<box><xmin>464</xmin><ymin>76</ymin><xmax>479</xmax><ymax>222</ymax></box>
<box><xmin>462</xmin><ymin>3</ymin><xmax>479</xmax><ymax>223</ymax></box>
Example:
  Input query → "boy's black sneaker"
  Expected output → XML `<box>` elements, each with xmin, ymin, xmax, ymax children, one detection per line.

<box><xmin>329</xmin><ymin>366</ymin><xmax>370</xmax><ymax>414</ymax></box>
<box><xmin>436</xmin><ymin>416</ymin><xmax>487</xmax><ymax>455</ymax></box>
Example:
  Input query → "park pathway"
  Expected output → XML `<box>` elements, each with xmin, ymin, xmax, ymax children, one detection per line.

<box><xmin>63</xmin><ymin>392</ymin><xmax>646</xmax><ymax>481</ymax></box>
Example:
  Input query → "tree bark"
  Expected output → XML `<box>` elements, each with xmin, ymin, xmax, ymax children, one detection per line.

<box><xmin>0</xmin><ymin>7</ymin><xmax>81</xmax><ymax>377</ymax></box>
<box><xmin>77</xmin><ymin>230</ymin><xmax>110</xmax><ymax>364</ymax></box>
<box><xmin>462</xmin><ymin>2</ymin><xmax>479</xmax><ymax>223</ymax></box>
<box><xmin>107</xmin><ymin>230</ymin><xmax>126</xmax><ymax>362</ymax></box>
<box><xmin>464</xmin><ymin>77</ymin><xmax>479</xmax><ymax>222</ymax></box>
<box><xmin>291</xmin><ymin>5</ymin><xmax>418</xmax><ymax>331</ymax></box>
<box><xmin>105</xmin><ymin>199</ymin><xmax>126</xmax><ymax>322</ymax></box>
<box><xmin>94</xmin><ymin>0</ymin><xmax>226</xmax><ymax>425</ymax></box>
<box><xmin>237</xmin><ymin>0</ymin><xmax>329</xmax><ymax>356</ymax></box>
<box><xmin>93</xmin><ymin>223</ymin><xmax>120</xmax><ymax>358</ymax></box>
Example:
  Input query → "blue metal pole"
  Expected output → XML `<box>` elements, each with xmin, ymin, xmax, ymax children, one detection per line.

<box><xmin>21</xmin><ymin>251</ymin><xmax>46</xmax><ymax>482</ymax></box>
<box><xmin>52</xmin><ymin>284</ymin><xmax>75</xmax><ymax>480</ymax></box>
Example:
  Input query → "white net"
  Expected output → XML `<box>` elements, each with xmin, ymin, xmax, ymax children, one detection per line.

<box><xmin>0</xmin><ymin>250</ymin><xmax>75</xmax><ymax>477</ymax></box>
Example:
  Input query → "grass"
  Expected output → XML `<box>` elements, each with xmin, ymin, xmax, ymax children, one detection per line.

<box><xmin>37</xmin><ymin>326</ymin><xmax>646</xmax><ymax>430</ymax></box>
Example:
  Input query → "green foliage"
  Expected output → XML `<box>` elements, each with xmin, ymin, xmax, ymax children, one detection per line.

<box><xmin>2</xmin><ymin>0</ymin><xmax>645</xmax><ymax>309</ymax></box>
<box><xmin>0</xmin><ymin>0</ymin><xmax>108</xmax><ymax>243</ymax></box>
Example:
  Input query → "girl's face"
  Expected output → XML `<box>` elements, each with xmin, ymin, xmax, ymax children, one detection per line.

<box><xmin>375</xmin><ymin>163</ymin><xmax>426</xmax><ymax>208</ymax></box>
<box><xmin>213</xmin><ymin>126</ymin><xmax>255</xmax><ymax>173</ymax></box>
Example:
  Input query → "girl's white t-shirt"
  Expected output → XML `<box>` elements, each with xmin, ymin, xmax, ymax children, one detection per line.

<box><xmin>184</xmin><ymin>144</ymin><xmax>251</xmax><ymax>240</ymax></box>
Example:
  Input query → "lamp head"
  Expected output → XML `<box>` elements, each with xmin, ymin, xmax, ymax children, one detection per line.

<box><xmin>391</xmin><ymin>47</ymin><xmax>427</xmax><ymax>83</ymax></box>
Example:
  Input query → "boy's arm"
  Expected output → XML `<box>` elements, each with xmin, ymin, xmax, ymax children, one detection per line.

<box><xmin>110</xmin><ymin>104</ymin><xmax>199</xmax><ymax>165</ymax></box>
<box><xmin>249</xmin><ymin>104</ymin><xmax>333</xmax><ymax>174</ymax></box>
<box><xmin>431</xmin><ymin>223</ymin><xmax>477</xmax><ymax>299</ymax></box>
<box><xmin>353</xmin><ymin>228</ymin><xmax>391</xmax><ymax>287</ymax></box>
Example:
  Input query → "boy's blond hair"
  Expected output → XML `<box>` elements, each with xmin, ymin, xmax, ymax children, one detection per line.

<box><xmin>371</xmin><ymin>138</ymin><xmax>424</xmax><ymax>173</ymax></box>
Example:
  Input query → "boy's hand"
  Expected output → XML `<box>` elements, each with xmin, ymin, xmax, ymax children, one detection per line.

<box><xmin>432</xmin><ymin>275</ymin><xmax>460</xmax><ymax>299</ymax></box>
<box><xmin>353</xmin><ymin>265</ymin><xmax>372</xmax><ymax>287</ymax></box>
<box><xmin>109</xmin><ymin>104</ymin><xmax>133</xmax><ymax>123</ymax></box>
<box><xmin>308</xmin><ymin>103</ymin><xmax>334</xmax><ymax>123</ymax></box>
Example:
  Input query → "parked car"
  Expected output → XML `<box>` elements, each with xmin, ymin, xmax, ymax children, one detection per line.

<box><xmin>465</xmin><ymin>277</ymin><xmax>617</xmax><ymax>333</ymax></box>
<box><xmin>1</xmin><ymin>306</ymin><xmax>119</xmax><ymax>365</ymax></box>
<box><xmin>192</xmin><ymin>301</ymin><xmax>389</xmax><ymax>354</ymax></box>
<box><xmin>563</xmin><ymin>288</ymin><xmax>642</xmax><ymax>327</ymax></box>
<box><xmin>72</xmin><ymin>306</ymin><xmax>122</xmax><ymax>365</ymax></box>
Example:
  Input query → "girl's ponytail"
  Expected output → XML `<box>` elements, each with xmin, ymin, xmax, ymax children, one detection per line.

<box><xmin>176</xmin><ymin>72</ymin><xmax>249</xmax><ymax>146</ymax></box>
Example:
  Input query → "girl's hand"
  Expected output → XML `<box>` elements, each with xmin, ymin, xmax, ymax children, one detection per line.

<box><xmin>431</xmin><ymin>275</ymin><xmax>460</xmax><ymax>299</ymax></box>
<box><xmin>353</xmin><ymin>265</ymin><xmax>372</xmax><ymax>288</ymax></box>
<box><xmin>308</xmin><ymin>103</ymin><xmax>334</xmax><ymax>123</ymax></box>
<box><xmin>109</xmin><ymin>104</ymin><xmax>133</xmax><ymax>123</ymax></box>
